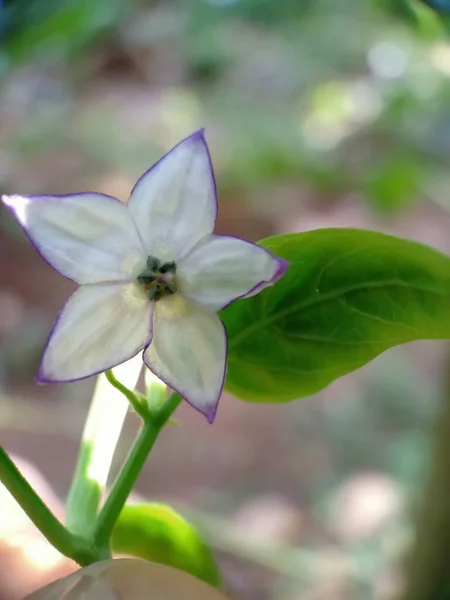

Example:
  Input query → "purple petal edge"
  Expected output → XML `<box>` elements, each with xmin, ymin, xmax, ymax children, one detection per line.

<box><xmin>36</xmin><ymin>349</ymin><xmax>143</xmax><ymax>384</ymax></box>
<box><xmin>217</xmin><ymin>236</ymin><xmax>290</xmax><ymax>311</ymax></box>
<box><xmin>127</xmin><ymin>128</ymin><xmax>219</xmax><ymax>223</ymax></box>
<box><xmin>36</xmin><ymin>289</ymin><xmax>154</xmax><ymax>384</ymax></box>
<box><xmin>2</xmin><ymin>192</ymin><xmax>124</xmax><ymax>284</ymax></box>
<box><xmin>243</xmin><ymin>252</ymin><xmax>289</xmax><ymax>298</ymax></box>
<box><xmin>142</xmin><ymin>319</ymin><xmax>228</xmax><ymax>424</ymax></box>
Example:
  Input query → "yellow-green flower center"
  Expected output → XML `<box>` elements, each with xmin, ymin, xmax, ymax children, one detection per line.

<box><xmin>137</xmin><ymin>256</ymin><xmax>178</xmax><ymax>302</ymax></box>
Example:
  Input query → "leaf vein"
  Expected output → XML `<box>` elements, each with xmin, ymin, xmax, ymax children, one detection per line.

<box><xmin>229</xmin><ymin>280</ymin><xmax>443</xmax><ymax>349</ymax></box>
<box><xmin>337</xmin><ymin>297</ymin><xmax>424</xmax><ymax>336</ymax></box>
<box><xmin>269</xmin><ymin>332</ymin><xmax>408</xmax><ymax>346</ymax></box>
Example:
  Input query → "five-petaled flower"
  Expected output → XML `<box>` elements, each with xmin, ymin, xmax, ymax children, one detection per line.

<box><xmin>2</xmin><ymin>131</ymin><xmax>288</xmax><ymax>421</ymax></box>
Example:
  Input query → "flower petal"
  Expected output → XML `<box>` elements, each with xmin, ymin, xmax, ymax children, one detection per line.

<box><xmin>178</xmin><ymin>234</ymin><xmax>289</xmax><ymax>311</ymax></box>
<box><xmin>143</xmin><ymin>295</ymin><xmax>226</xmax><ymax>421</ymax></box>
<box><xmin>2</xmin><ymin>193</ymin><xmax>145</xmax><ymax>284</ymax></box>
<box><xmin>127</xmin><ymin>130</ymin><xmax>217</xmax><ymax>263</ymax></box>
<box><xmin>39</xmin><ymin>283</ymin><xmax>152</xmax><ymax>382</ymax></box>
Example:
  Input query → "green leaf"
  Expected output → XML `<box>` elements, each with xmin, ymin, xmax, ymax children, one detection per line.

<box><xmin>111</xmin><ymin>504</ymin><xmax>221</xmax><ymax>588</ymax></box>
<box><xmin>222</xmin><ymin>229</ymin><xmax>450</xmax><ymax>403</ymax></box>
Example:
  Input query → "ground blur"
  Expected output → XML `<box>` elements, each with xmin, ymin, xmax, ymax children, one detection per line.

<box><xmin>0</xmin><ymin>1</ymin><xmax>449</xmax><ymax>599</ymax></box>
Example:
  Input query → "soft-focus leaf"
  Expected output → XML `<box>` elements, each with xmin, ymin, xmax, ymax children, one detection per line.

<box><xmin>111</xmin><ymin>504</ymin><xmax>220</xmax><ymax>587</ymax></box>
<box><xmin>25</xmin><ymin>558</ymin><xmax>231</xmax><ymax>600</ymax></box>
<box><xmin>420</xmin><ymin>0</ymin><xmax>450</xmax><ymax>13</ymax></box>
<box><xmin>3</xmin><ymin>0</ymin><xmax>127</xmax><ymax>65</ymax></box>
<box><xmin>222</xmin><ymin>229</ymin><xmax>450</xmax><ymax>403</ymax></box>
<box><xmin>362</xmin><ymin>156</ymin><xmax>422</xmax><ymax>213</ymax></box>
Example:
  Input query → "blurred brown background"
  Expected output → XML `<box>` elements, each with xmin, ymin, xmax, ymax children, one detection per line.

<box><xmin>0</xmin><ymin>1</ymin><xmax>450</xmax><ymax>598</ymax></box>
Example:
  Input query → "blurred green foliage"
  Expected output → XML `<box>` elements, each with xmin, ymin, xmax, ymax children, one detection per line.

<box><xmin>1</xmin><ymin>0</ymin><xmax>450</xmax><ymax>214</ymax></box>
<box><xmin>0</xmin><ymin>0</ymin><xmax>129</xmax><ymax>65</ymax></box>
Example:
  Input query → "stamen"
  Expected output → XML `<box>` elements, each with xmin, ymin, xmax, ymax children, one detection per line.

<box><xmin>160</xmin><ymin>261</ymin><xmax>176</xmax><ymax>274</ymax></box>
<box><xmin>137</xmin><ymin>256</ymin><xmax>178</xmax><ymax>302</ymax></box>
<box><xmin>137</xmin><ymin>274</ymin><xmax>157</xmax><ymax>286</ymax></box>
<box><xmin>165</xmin><ymin>282</ymin><xmax>177</xmax><ymax>294</ymax></box>
<box><xmin>147</xmin><ymin>256</ymin><xmax>161</xmax><ymax>271</ymax></box>
<box><xmin>148</xmin><ymin>288</ymin><xmax>164</xmax><ymax>302</ymax></box>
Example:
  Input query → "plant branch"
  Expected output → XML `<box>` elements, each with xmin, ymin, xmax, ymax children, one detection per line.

<box><xmin>92</xmin><ymin>392</ymin><xmax>182</xmax><ymax>549</ymax></box>
<box><xmin>0</xmin><ymin>446</ymin><xmax>98</xmax><ymax>566</ymax></box>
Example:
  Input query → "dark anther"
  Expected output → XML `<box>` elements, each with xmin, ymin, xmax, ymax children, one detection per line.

<box><xmin>139</xmin><ymin>257</ymin><xmax>178</xmax><ymax>302</ymax></box>
<box><xmin>159</xmin><ymin>261</ymin><xmax>176</xmax><ymax>274</ymax></box>
<box><xmin>148</xmin><ymin>288</ymin><xmax>164</xmax><ymax>302</ymax></box>
<box><xmin>137</xmin><ymin>274</ymin><xmax>157</xmax><ymax>285</ymax></box>
<box><xmin>147</xmin><ymin>256</ymin><xmax>161</xmax><ymax>271</ymax></box>
<box><xmin>165</xmin><ymin>282</ymin><xmax>177</xmax><ymax>295</ymax></box>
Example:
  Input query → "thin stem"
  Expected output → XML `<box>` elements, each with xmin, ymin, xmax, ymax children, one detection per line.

<box><xmin>92</xmin><ymin>392</ymin><xmax>182</xmax><ymax>549</ymax></box>
<box><xmin>0</xmin><ymin>446</ymin><xmax>97</xmax><ymax>566</ymax></box>
<box><xmin>105</xmin><ymin>369</ymin><xmax>147</xmax><ymax>419</ymax></box>
<box><xmin>66</xmin><ymin>356</ymin><xmax>142</xmax><ymax>534</ymax></box>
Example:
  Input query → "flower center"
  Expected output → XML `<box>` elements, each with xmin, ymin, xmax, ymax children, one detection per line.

<box><xmin>137</xmin><ymin>256</ymin><xmax>178</xmax><ymax>302</ymax></box>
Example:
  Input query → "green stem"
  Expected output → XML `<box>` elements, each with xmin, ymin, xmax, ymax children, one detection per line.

<box><xmin>0</xmin><ymin>446</ymin><xmax>98</xmax><ymax>566</ymax></box>
<box><xmin>92</xmin><ymin>392</ymin><xmax>182</xmax><ymax>549</ymax></box>
<box><xmin>66</xmin><ymin>357</ymin><xmax>142</xmax><ymax>534</ymax></box>
<box><xmin>105</xmin><ymin>369</ymin><xmax>147</xmax><ymax>419</ymax></box>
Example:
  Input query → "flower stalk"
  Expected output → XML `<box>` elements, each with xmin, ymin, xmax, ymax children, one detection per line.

<box><xmin>66</xmin><ymin>356</ymin><xmax>143</xmax><ymax>534</ymax></box>
<box><xmin>92</xmin><ymin>391</ymin><xmax>182</xmax><ymax>550</ymax></box>
<box><xmin>0</xmin><ymin>372</ymin><xmax>180</xmax><ymax>567</ymax></box>
<box><xmin>0</xmin><ymin>446</ymin><xmax>99</xmax><ymax>566</ymax></box>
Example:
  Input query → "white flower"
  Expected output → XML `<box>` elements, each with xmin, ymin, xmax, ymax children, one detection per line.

<box><xmin>2</xmin><ymin>131</ymin><xmax>287</xmax><ymax>421</ymax></box>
